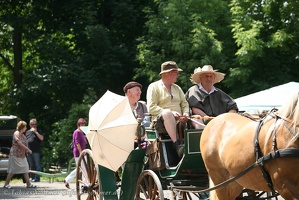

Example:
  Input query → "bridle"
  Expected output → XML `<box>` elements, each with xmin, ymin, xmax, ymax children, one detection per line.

<box><xmin>254</xmin><ymin>110</ymin><xmax>299</xmax><ymax>197</ymax></box>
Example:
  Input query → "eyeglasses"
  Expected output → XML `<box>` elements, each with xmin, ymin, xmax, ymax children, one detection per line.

<box><xmin>31</xmin><ymin>124</ymin><xmax>37</xmax><ymax>125</ymax></box>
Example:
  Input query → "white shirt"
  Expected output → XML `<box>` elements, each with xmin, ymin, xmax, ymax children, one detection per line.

<box><xmin>198</xmin><ymin>83</ymin><xmax>218</xmax><ymax>94</ymax></box>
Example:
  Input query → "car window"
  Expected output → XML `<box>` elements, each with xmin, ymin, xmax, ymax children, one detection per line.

<box><xmin>0</xmin><ymin>115</ymin><xmax>18</xmax><ymax>151</ymax></box>
<box><xmin>0</xmin><ymin>115</ymin><xmax>18</xmax><ymax>173</ymax></box>
<box><xmin>0</xmin><ymin>118</ymin><xmax>17</xmax><ymax>131</ymax></box>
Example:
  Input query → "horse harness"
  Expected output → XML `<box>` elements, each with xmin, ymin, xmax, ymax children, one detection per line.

<box><xmin>187</xmin><ymin>111</ymin><xmax>299</xmax><ymax>197</ymax></box>
<box><xmin>254</xmin><ymin>110</ymin><xmax>299</xmax><ymax>197</ymax></box>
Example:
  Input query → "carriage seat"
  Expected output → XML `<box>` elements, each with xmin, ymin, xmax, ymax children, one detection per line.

<box><xmin>156</xmin><ymin>131</ymin><xmax>183</xmax><ymax>168</ymax></box>
<box><xmin>159</xmin><ymin>136</ymin><xmax>181</xmax><ymax>168</ymax></box>
<box><xmin>146</xmin><ymin>118</ymin><xmax>192</xmax><ymax>168</ymax></box>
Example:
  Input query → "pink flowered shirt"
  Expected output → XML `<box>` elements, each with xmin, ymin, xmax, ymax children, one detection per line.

<box><xmin>10</xmin><ymin>131</ymin><xmax>27</xmax><ymax>158</ymax></box>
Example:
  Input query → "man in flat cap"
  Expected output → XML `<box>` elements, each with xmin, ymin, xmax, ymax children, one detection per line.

<box><xmin>123</xmin><ymin>81</ymin><xmax>148</xmax><ymax>121</ymax></box>
<box><xmin>146</xmin><ymin>61</ymin><xmax>189</xmax><ymax>158</ymax></box>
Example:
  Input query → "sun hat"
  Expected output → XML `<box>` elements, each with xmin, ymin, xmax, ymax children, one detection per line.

<box><xmin>123</xmin><ymin>81</ymin><xmax>142</xmax><ymax>93</ymax></box>
<box><xmin>190</xmin><ymin>65</ymin><xmax>225</xmax><ymax>84</ymax></box>
<box><xmin>159</xmin><ymin>61</ymin><xmax>183</xmax><ymax>75</ymax></box>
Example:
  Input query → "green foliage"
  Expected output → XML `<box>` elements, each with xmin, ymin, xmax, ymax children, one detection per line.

<box><xmin>229</xmin><ymin>0</ymin><xmax>299</xmax><ymax>97</ymax></box>
<box><xmin>136</xmin><ymin>0</ymin><xmax>233</xmax><ymax>91</ymax></box>
<box><xmin>0</xmin><ymin>0</ymin><xmax>151</xmax><ymax>168</ymax></box>
<box><xmin>0</xmin><ymin>0</ymin><xmax>299</xmax><ymax>168</ymax></box>
<box><xmin>44</xmin><ymin>103</ymin><xmax>90</xmax><ymax>168</ymax></box>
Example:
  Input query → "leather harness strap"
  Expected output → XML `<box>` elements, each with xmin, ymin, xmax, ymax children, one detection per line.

<box><xmin>174</xmin><ymin>111</ymin><xmax>299</xmax><ymax>196</ymax></box>
<box><xmin>254</xmin><ymin>116</ymin><xmax>276</xmax><ymax>195</ymax></box>
<box><xmin>254</xmin><ymin>110</ymin><xmax>299</xmax><ymax>197</ymax></box>
<box><xmin>177</xmin><ymin>118</ymin><xmax>191</xmax><ymax>143</ymax></box>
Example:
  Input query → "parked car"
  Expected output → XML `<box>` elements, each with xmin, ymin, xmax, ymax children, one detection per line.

<box><xmin>0</xmin><ymin>115</ymin><xmax>19</xmax><ymax>174</ymax></box>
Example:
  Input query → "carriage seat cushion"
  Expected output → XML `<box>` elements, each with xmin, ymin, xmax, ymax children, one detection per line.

<box><xmin>153</xmin><ymin>117</ymin><xmax>188</xmax><ymax>135</ymax></box>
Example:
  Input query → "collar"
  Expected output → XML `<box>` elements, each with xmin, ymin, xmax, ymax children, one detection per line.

<box><xmin>198</xmin><ymin>83</ymin><xmax>217</xmax><ymax>94</ymax></box>
<box><xmin>132</xmin><ymin>102</ymin><xmax>139</xmax><ymax>117</ymax></box>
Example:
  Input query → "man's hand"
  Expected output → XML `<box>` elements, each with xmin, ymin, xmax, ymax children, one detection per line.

<box><xmin>180</xmin><ymin>113</ymin><xmax>189</xmax><ymax>123</ymax></box>
<box><xmin>172</xmin><ymin>111</ymin><xmax>181</xmax><ymax>120</ymax></box>
<box><xmin>183</xmin><ymin>112</ymin><xmax>189</xmax><ymax>117</ymax></box>
<box><xmin>30</xmin><ymin>128</ymin><xmax>39</xmax><ymax>134</ymax></box>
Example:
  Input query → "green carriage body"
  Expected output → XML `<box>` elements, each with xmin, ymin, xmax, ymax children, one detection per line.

<box><xmin>94</xmin><ymin>128</ymin><xmax>208</xmax><ymax>200</ymax></box>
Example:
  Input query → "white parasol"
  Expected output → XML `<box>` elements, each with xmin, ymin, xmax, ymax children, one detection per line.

<box><xmin>86</xmin><ymin>90</ymin><xmax>137</xmax><ymax>171</ymax></box>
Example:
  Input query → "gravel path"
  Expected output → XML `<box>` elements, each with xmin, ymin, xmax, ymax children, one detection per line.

<box><xmin>0</xmin><ymin>181</ymin><xmax>77</xmax><ymax>200</ymax></box>
<box><xmin>0</xmin><ymin>180</ymin><xmax>285</xmax><ymax>200</ymax></box>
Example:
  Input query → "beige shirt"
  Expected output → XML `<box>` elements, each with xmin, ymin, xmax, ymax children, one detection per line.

<box><xmin>146</xmin><ymin>80</ymin><xmax>189</xmax><ymax>120</ymax></box>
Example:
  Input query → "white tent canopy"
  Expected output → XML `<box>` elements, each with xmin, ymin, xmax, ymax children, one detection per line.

<box><xmin>235</xmin><ymin>82</ymin><xmax>299</xmax><ymax>114</ymax></box>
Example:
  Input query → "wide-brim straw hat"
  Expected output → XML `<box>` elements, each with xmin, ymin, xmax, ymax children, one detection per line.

<box><xmin>159</xmin><ymin>61</ymin><xmax>183</xmax><ymax>75</ymax></box>
<box><xmin>191</xmin><ymin>65</ymin><xmax>225</xmax><ymax>84</ymax></box>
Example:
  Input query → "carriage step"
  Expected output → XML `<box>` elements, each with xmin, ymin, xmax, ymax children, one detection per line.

<box><xmin>171</xmin><ymin>185</ymin><xmax>209</xmax><ymax>191</ymax></box>
<box><xmin>170</xmin><ymin>185</ymin><xmax>210</xmax><ymax>200</ymax></box>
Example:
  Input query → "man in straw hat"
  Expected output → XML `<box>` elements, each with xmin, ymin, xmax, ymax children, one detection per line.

<box><xmin>147</xmin><ymin>61</ymin><xmax>189</xmax><ymax>158</ymax></box>
<box><xmin>185</xmin><ymin>65</ymin><xmax>238</xmax><ymax>128</ymax></box>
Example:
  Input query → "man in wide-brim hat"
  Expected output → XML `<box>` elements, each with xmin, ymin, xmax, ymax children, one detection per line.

<box><xmin>146</xmin><ymin>61</ymin><xmax>189</xmax><ymax>158</ymax></box>
<box><xmin>185</xmin><ymin>65</ymin><xmax>238</xmax><ymax>128</ymax></box>
<box><xmin>190</xmin><ymin>65</ymin><xmax>225</xmax><ymax>85</ymax></box>
<box><xmin>159</xmin><ymin>61</ymin><xmax>183</xmax><ymax>75</ymax></box>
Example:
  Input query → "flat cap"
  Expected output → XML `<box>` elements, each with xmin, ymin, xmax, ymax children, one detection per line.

<box><xmin>123</xmin><ymin>81</ymin><xmax>142</xmax><ymax>93</ymax></box>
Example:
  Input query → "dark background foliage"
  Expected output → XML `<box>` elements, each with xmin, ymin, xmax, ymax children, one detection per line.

<box><xmin>0</xmin><ymin>0</ymin><xmax>298</xmax><ymax>168</ymax></box>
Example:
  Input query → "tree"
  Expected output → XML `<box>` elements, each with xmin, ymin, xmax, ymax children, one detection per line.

<box><xmin>46</xmin><ymin>103</ymin><xmax>89</xmax><ymax>167</ymax></box>
<box><xmin>229</xmin><ymin>0</ymin><xmax>299</xmax><ymax>96</ymax></box>
<box><xmin>0</xmin><ymin>0</ymin><xmax>151</xmax><ymax>167</ymax></box>
<box><xmin>136</xmin><ymin>0</ymin><xmax>235</xmax><ymax>93</ymax></box>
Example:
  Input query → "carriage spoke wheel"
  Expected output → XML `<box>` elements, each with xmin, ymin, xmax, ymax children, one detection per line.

<box><xmin>76</xmin><ymin>149</ymin><xmax>102</xmax><ymax>200</ymax></box>
<box><xmin>135</xmin><ymin>170</ymin><xmax>164</xmax><ymax>200</ymax></box>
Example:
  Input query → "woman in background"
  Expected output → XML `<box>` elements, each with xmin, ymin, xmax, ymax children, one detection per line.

<box><xmin>3</xmin><ymin>120</ymin><xmax>36</xmax><ymax>189</ymax></box>
<box><xmin>64</xmin><ymin>118</ymin><xmax>87</xmax><ymax>189</ymax></box>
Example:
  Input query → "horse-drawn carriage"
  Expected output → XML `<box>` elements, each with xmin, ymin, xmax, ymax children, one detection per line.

<box><xmin>75</xmin><ymin>91</ymin><xmax>299</xmax><ymax>200</ymax></box>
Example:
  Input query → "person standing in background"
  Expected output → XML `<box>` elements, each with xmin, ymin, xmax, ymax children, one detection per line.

<box><xmin>4</xmin><ymin>121</ymin><xmax>36</xmax><ymax>189</ymax></box>
<box><xmin>64</xmin><ymin>118</ymin><xmax>87</xmax><ymax>189</ymax></box>
<box><xmin>26</xmin><ymin>118</ymin><xmax>44</xmax><ymax>182</ymax></box>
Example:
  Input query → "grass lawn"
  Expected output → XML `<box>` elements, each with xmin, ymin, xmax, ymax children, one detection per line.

<box><xmin>0</xmin><ymin>174</ymin><xmax>65</xmax><ymax>183</ymax></box>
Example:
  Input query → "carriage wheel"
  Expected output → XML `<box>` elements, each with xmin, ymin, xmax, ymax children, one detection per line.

<box><xmin>76</xmin><ymin>149</ymin><xmax>103</xmax><ymax>200</ymax></box>
<box><xmin>135</xmin><ymin>170</ymin><xmax>164</xmax><ymax>200</ymax></box>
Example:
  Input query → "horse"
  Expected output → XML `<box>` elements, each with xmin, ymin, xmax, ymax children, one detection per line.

<box><xmin>200</xmin><ymin>91</ymin><xmax>299</xmax><ymax>200</ymax></box>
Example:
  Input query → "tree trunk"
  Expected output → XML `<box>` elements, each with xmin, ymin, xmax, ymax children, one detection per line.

<box><xmin>12</xmin><ymin>28</ymin><xmax>23</xmax><ymax>87</ymax></box>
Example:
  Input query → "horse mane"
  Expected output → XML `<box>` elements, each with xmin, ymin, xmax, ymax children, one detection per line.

<box><xmin>277</xmin><ymin>91</ymin><xmax>299</xmax><ymax>129</ymax></box>
<box><xmin>277</xmin><ymin>91</ymin><xmax>299</xmax><ymax>146</ymax></box>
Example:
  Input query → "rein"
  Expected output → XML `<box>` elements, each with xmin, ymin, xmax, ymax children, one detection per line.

<box><xmin>182</xmin><ymin>111</ymin><xmax>299</xmax><ymax>196</ymax></box>
<box><xmin>174</xmin><ymin>148</ymin><xmax>299</xmax><ymax>195</ymax></box>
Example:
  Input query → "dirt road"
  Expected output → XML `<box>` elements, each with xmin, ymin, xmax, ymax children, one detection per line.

<box><xmin>0</xmin><ymin>181</ymin><xmax>77</xmax><ymax>200</ymax></box>
<box><xmin>0</xmin><ymin>180</ymin><xmax>285</xmax><ymax>200</ymax></box>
